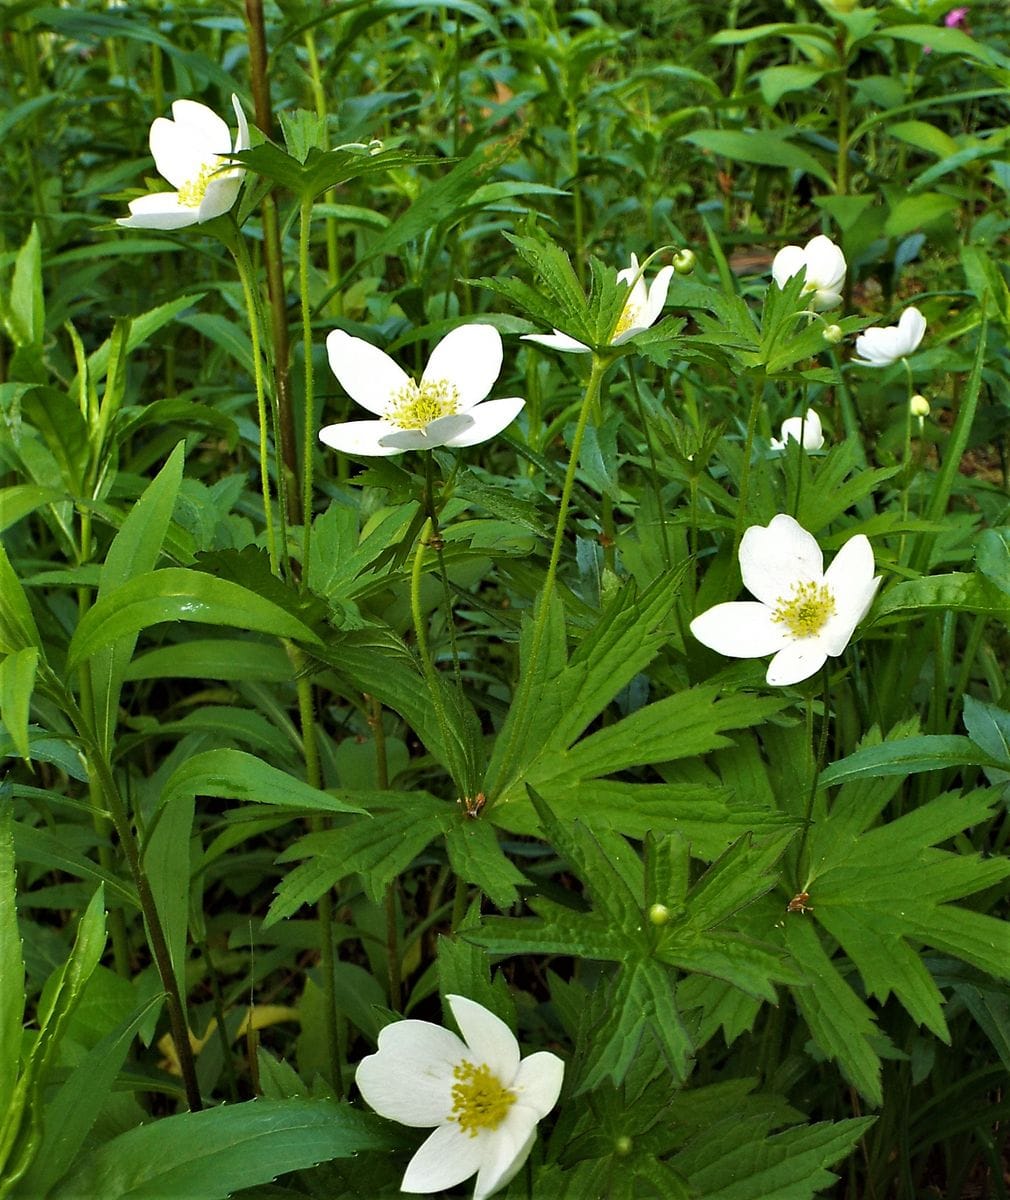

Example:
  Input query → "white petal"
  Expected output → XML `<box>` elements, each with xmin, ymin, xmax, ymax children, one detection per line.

<box><xmin>520</xmin><ymin>331</ymin><xmax>591</xmax><ymax>354</ymax></box>
<box><xmin>355</xmin><ymin>1020</ymin><xmax>465</xmax><ymax>1127</ymax></box>
<box><xmin>778</xmin><ymin>409</ymin><xmax>823</xmax><ymax>450</ymax></box>
<box><xmin>325</xmin><ymin>329</ymin><xmax>410</xmax><ymax>415</ymax></box>
<box><xmin>690</xmin><ymin>601</ymin><xmax>789</xmax><ymax>658</ymax></box>
<box><xmin>378</xmin><ymin>413</ymin><xmax>475</xmax><ymax>450</ymax></box>
<box><xmin>422</xmin><ymin>325</ymin><xmax>503</xmax><ymax>409</ymax></box>
<box><xmin>447</xmin><ymin>995</ymin><xmax>520</xmax><ymax>1084</ymax></box>
<box><xmin>441</xmin><ymin>397</ymin><xmax>525</xmax><ymax>448</ymax></box>
<box><xmin>473</xmin><ymin>1108</ymin><xmax>540</xmax><ymax>1200</ymax></box>
<box><xmin>319</xmin><ymin>418</ymin><xmax>405</xmax><ymax>457</ymax></box>
<box><xmin>169</xmin><ymin>99</ymin><xmax>232</xmax><ymax>150</ymax></box>
<box><xmin>198</xmin><ymin>173</ymin><xmax>242</xmax><ymax>221</ymax></box>
<box><xmin>511</xmin><ymin>1051</ymin><xmax>564</xmax><ymax>1118</ymax></box>
<box><xmin>117</xmin><ymin>192</ymin><xmax>200</xmax><ymax>230</ymax></box>
<box><xmin>643</xmin><ymin>265</ymin><xmax>674</xmax><ymax>327</ymax></box>
<box><xmin>231</xmin><ymin>93</ymin><xmax>251</xmax><ymax>152</ymax></box>
<box><xmin>897</xmin><ymin>306</ymin><xmax>926</xmax><ymax>354</ymax></box>
<box><xmin>853</xmin><ymin>326</ymin><xmax>899</xmax><ymax>366</ymax></box>
<box><xmin>766</xmin><ymin>640</ymin><xmax>828</xmax><ymax>686</ymax></box>
<box><xmin>400</xmin><ymin>1122</ymin><xmax>486</xmax><ymax>1194</ymax></box>
<box><xmin>820</xmin><ymin>536</ymin><xmax>880</xmax><ymax>653</ymax></box>
<box><xmin>805</xmin><ymin>235</ymin><xmax>846</xmax><ymax>292</ymax></box>
<box><xmin>810</xmin><ymin>287</ymin><xmax>843</xmax><ymax>312</ymax></box>
<box><xmin>149</xmin><ymin>117</ymin><xmax>209</xmax><ymax>188</ymax></box>
<box><xmin>739</xmin><ymin>514</ymin><xmax>824</xmax><ymax>607</ymax></box>
<box><xmin>771</xmin><ymin>244</ymin><xmax>805</xmax><ymax>288</ymax></box>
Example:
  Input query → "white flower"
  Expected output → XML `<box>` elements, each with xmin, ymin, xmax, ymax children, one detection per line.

<box><xmin>118</xmin><ymin>95</ymin><xmax>250</xmax><ymax>230</ymax></box>
<box><xmin>521</xmin><ymin>252</ymin><xmax>673</xmax><ymax>354</ymax></box>
<box><xmin>770</xmin><ymin>408</ymin><xmax>824</xmax><ymax>451</ymax></box>
<box><xmin>852</xmin><ymin>306</ymin><xmax>926</xmax><ymax>368</ymax></box>
<box><xmin>771</xmin><ymin>235</ymin><xmax>846</xmax><ymax>311</ymax></box>
<box><xmin>355</xmin><ymin>994</ymin><xmax>564</xmax><ymax>1200</ymax></box>
<box><xmin>690</xmin><ymin>514</ymin><xmax>880</xmax><ymax>686</ymax></box>
<box><xmin>319</xmin><ymin>325</ymin><xmax>525</xmax><ymax>457</ymax></box>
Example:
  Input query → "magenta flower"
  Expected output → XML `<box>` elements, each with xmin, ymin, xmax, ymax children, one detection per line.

<box><xmin>944</xmin><ymin>7</ymin><xmax>969</xmax><ymax>28</ymax></box>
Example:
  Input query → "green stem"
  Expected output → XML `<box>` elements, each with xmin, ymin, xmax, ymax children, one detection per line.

<box><xmin>732</xmin><ymin>374</ymin><xmax>765</xmax><ymax>561</ymax></box>
<box><xmin>367</xmin><ymin>693</ymin><xmax>401</xmax><ymax>1009</ymax></box>
<box><xmin>423</xmin><ymin>455</ymin><xmax>463</xmax><ymax>692</ymax></box>
<box><xmin>231</xmin><ymin>231</ymin><xmax>279</xmax><ymax>575</ymax></box>
<box><xmin>411</xmin><ymin>517</ymin><xmax>455</xmax><ymax>760</ymax></box>
<box><xmin>299</xmin><ymin>196</ymin><xmax>316</xmax><ymax>583</ymax></box>
<box><xmin>899</xmin><ymin>357</ymin><xmax>915</xmax><ymax>564</ymax></box>
<box><xmin>794</xmin><ymin>665</ymin><xmax>831</xmax><ymax>884</ymax></box>
<box><xmin>627</xmin><ymin>361</ymin><xmax>671</xmax><ymax>571</ymax></box>
<box><xmin>305</xmin><ymin>30</ymin><xmax>342</xmax><ymax>319</ymax></box>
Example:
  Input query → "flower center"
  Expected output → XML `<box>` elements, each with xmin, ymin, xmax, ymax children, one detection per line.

<box><xmin>177</xmin><ymin>158</ymin><xmax>222</xmax><ymax>208</ymax></box>
<box><xmin>613</xmin><ymin>299</ymin><xmax>644</xmax><ymax>340</ymax></box>
<box><xmin>772</xmin><ymin>581</ymin><xmax>836</xmax><ymax>638</ymax></box>
<box><xmin>387</xmin><ymin>379</ymin><xmax>460</xmax><ymax>431</ymax></box>
<box><xmin>450</xmin><ymin>1060</ymin><xmax>516</xmax><ymax>1137</ymax></box>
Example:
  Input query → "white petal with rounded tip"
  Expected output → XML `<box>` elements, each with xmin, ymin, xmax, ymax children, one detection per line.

<box><xmin>356</xmin><ymin>1019</ymin><xmax>465</xmax><ymax>1126</ymax></box>
<box><xmin>810</xmin><ymin>287</ymin><xmax>843</xmax><ymax>312</ymax></box>
<box><xmin>325</xmin><ymin>329</ymin><xmax>410</xmax><ymax>414</ymax></box>
<box><xmin>739</xmin><ymin>514</ymin><xmax>824</xmax><ymax>607</ymax></box>
<box><xmin>230</xmin><ymin>93</ymin><xmax>251</xmax><ymax>152</ymax></box>
<box><xmin>473</xmin><ymin>1108</ymin><xmax>540</xmax><ymax>1200</ymax></box>
<box><xmin>897</xmin><ymin>305</ymin><xmax>926</xmax><ymax>352</ymax></box>
<box><xmin>644</xmin><ymin>265</ymin><xmax>674</xmax><ymax>326</ymax></box>
<box><xmin>778</xmin><ymin>409</ymin><xmax>823</xmax><ymax>450</ymax></box>
<box><xmin>442</xmin><ymin>397</ymin><xmax>525</xmax><ymax>447</ymax></box>
<box><xmin>771</xmin><ymin>244</ymin><xmax>806</xmax><ymax>288</ymax></box>
<box><xmin>117</xmin><ymin>192</ymin><xmax>200</xmax><ymax>230</ymax></box>
<box><xmin>400</xmin><ymin>1121</ymin><xmax>487</xmax><ymax>1194</ymax></box>
<box><xmin>511</xmin><ymin>1050</ymin><xmax>564</xmax><ymax>1117</ymax></box>
<box><xmin>766</xmin><ymin>640</ymin><xmax>829</xmax><ymax>686</ymax></box>
<box><xmin>378</xmin><ymin>413</ymin><xmax>475</xmax><ymax>450</ymax></box>
<box><xmin>823</xmin><ymin>534</ymin><xmax>875</xmax><ymax>612</ymax></box>
<box><xmin>198</xmin><ymin>174</ymin><xmax>242</xmax><ymax>221</ymax></box>
<box><xmin>690</xmin><ymin>601</ymin><xmax>789</xmax><ymax>658</ymax></box>
<box><xmin>447</xmin><ymin>995</ymin><xmax>521</xmax><ymax>1083</ymax></box>
<box><xmin>170</xmin><ymin>99</ymin><xmax>232</xmax><ymax>149</ymax></box>
<box><xmin>422</xmin><ymin>324</ymin><xmax>503</xmax><ymax>409</ymax></box>
<box><xmin>520</xmin><ymin>330</ymin><xmax>591</xmax><ymax>354</ymax></box>
<box><xmin>319</xmin><ymin>418</ymin><xmax>404</xmax><ymax>457</ymax></box>
<box><xmin>805</xmin><ymin>235</ymin><xmax>846</xmax><ymax>291</ymax></box>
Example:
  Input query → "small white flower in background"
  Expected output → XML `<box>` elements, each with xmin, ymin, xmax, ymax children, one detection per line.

<box><xmin>521</xmin><ymin>252</ymin><xmax>674</xmax><ymax>354</ymax></box>
<box><xmin>355</xmin><ymin>994</ymin><xmax>564</xmax><ymax>1200</ymax></box>
<box><xmin>770</xmin><ymin>408</ymin><xmax>824</xmax><ymax>452</ymax></box>
<box><xmin>118</xmin><ymin>95</ymin><xmax>250</xmax><ymax>230</ymax></box>
<box><xmin>319</xmin><ymin>325</ymin><xmax>525</xmax><ymax>457</ymax></box>
<box><xmin>690</xmin><ymin>514</ymin><xmax>880</xmax><ymax>686</ymax></box>
<box><xmin>852</xmin><ymin>306</ymin><xmax>926</xmax><ymax>368</ymax></box>
<box><xmin>771</xmin><ymin>235</ymin><xmax>846</xmax><ymax>312</ymax></box>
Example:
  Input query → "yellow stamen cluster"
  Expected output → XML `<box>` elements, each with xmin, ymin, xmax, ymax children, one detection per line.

<box><xmin>450</xmin><ymin>1060</ymin><xmax>516</xmax><ymax>1136</ymax></box>
<box><xmin>613</xmin><ymin>300</ymin><xmax>643</xmax><ymax>340</ymax></box>
<box><xmin>387</xmin><ymin>379</ymin><xmax>460</xmax><ymax>431</ymax></box>
<box><xmin>772</xmin><ymin>581</ymin><xmax>835</xmax><ymax>638</ymax></box>
<box><xmin>177</xmin><ymin>158</ymin><xmax>222</xmax><ymax>208</ymax></box>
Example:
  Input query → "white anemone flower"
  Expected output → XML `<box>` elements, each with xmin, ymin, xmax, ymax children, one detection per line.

<box><xmin>118</xmin><ymin>95</ymin><xmax>250</xmax><ymax>230</ymax></box>
<box><xmin>852</xmin><ymin>306</ymin><xmax>926</xmax><ymax>368</ymax></box>
<box><xmin>690</xmin><ymin>514</ymin><xmax>880</xmax><ymax>686</ymax></box>
<box><xmin>319</xmin><ymin>325</ymin><xmax>525</xmax><ymax>457</ymax></box>
<box><xmin>521</xmin><ymin>252</ymin><xmax>674</xmax><ymax>354</ymax></box>
<box><xmin>355</xmin><ymin>994</ymin><xmax>564</xmax><ymax>1200</ymax></box>
<box><xmin>770</xmin><ymin>408</ymin><xmax>824</xmax><ymax>451</ymax></box>
<box><xmin>771</xmin><ymin>235</ymin><xmax>846</xmax><ymax>312</ymax></box>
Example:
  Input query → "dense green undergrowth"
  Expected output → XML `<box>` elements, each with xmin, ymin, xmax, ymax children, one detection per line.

<box><xmin>3</xmin><ymin>1</ymin><xmax>1010</xmax><ymax>1197</ymax></box>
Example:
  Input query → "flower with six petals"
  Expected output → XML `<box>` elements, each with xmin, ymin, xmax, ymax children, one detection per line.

<box><xmin>770</xmin><ymin>408</ymin><xmax>825</xmax><ymax>452</ymax></box>
<box><xmin>118</xmin><ymin>95</ymin><xmax>250</xmax><ymax>230</ymax></box>
<box><xmin>771</xmin><ymin>235</ymin><xmax>846</xmax><ymax>312</ymax></box>
<box><xmin>355</xmin><ymin>994</ymin><xmax>564</xmax><ymax>1200</ymax></box>
<box><xmin>521</xmin><ymin>252</ymin><xmax>673</xmax><ymax>354</ymax></box>
<box><xmin>319</xmin><ymin>325</ymin><xmax>525</xmax><ymax>457</ymax></box>
<box><xmin>690</xmin><ymin>514</ymin><xmax>880</xmax><ymax>686</ymax></box>
<box><xmin>852</xmin><ymin>306</ymin><xmax>926</xmax><ymax>368</ymax></box>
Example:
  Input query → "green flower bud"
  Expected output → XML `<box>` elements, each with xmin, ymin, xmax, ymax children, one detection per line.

<box><xmin>615</xmin><ymin>1135</ymin><xmax>633</xmax><ymax>1157</ymax></box>
<box><xmin>910</xmin><ymin>394</ymin><xmax>930</xmax><ymax>418</ymax></box>
<box><xmin>822</xmin><ymin>324</ymin><xmax>844</xmax><ymax>345</ymax></box>
<box><xmin>648</xmin><ymin>903</ymin><xmax>671</xmax><ymax>926</ymax></box>
<box><xmin>673</xmin><ymin>249</ymin><xmax>696</xmax><ymax>275</ymax></box>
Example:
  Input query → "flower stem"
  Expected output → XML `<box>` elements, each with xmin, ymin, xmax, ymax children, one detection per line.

<box><xmin>411</xmin><ymin>517</ymin><xmax>455</xmax><ymax>760</ymax></box>
<box><xmin>423</xmin><ymin>454</ymin><xmax>463</xmax><ymax>691</ymax></box>
<box><xmin>794</xmin><ymin>665</ymin><xmax>831</xmax><ymax>885</ymax></box>
<box><xmin>231</xmin><ymin>232</ymin><xmax>279</xmax><ymax>575</ymax></box>
<box><xmin>899</xmin><ymin>356</ymin><xmax>915</xmax><ymax>564</ymax></box>
<box><xmin>732</xmin><ymin>373</ymin><xmax>765</xmax><ymax>562</ymax></box>
<box><xmin>299</xmin><ymin>196</ymin><xmax>317</xmax><ymax>584</ymax></box>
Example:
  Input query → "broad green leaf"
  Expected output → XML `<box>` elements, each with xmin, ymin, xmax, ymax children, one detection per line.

<box><xmin>0</xmin><ymin>486</ymin><xmax>62</xmax><ymax>533</ymax></box>
<box><xmin>873</xmin><ymin>571</ymin><xmax>1010</xmax><ymax>623</ymax></box>
<box><xmin>0</xmin><ymin>806</ymin><xmax>24</xmax><ymax>1104</ymax></box>
<box><xmin>758</xmin><ymin>65</ymin><xmax>826</xmax><ymax>107</ymax></box>
<box><xmin>6</xmin><ymin>223</ymin><xmax>44</xmax><ymax>348</ymax></box>
<box><xmin>962</xmin><ymin>694</ymin><xmax>1010</xmax><ymax>783</ymax></box>
<box><xmin>883</xmin><ymin>192</ymin><xmax>959</xmax><ymax>238</ymax></box>
<box><xmin>444</xmin><ymin>818</ymin><xmax>526</xmax><ymax>909</ymax></box>
<box><xmin>67</xmin><ymin>568</ymin><xmax>321</xmax><ymax>669</ymax></box>
<box><xmin>88</xmin><ymin>442</ymin><xmax>184</xmax><ymax>754</ymax></box>
<box><xmin>0</xmin><ymin>648</ymin><xmax>38</xmax><ymax>763</ymax></box>
<box><xmin>49</xmin><ymin>1099</ymin><xmax>395</xmax><ymax>1200</ymax></box>
<box><xmin>680</xmin><ymin>129</ymin><xmax>832</xmax><ymax>186</ymax></box>
<box><xmin>12</xmin><ymin>823</ymin><xmax>137</xmax><ymax>908</ymax></box>
<box><xmin>818</xmin><ymin>735</ymin><xmax>1000</xmax><ymax>787</ymax></box>
<box><xmin>885</xmin><ymin>23</ymin><xmax>1010</xmax><ymax>69</ymax></box>
<box><xmin>123</xmin><ymin>638</ymin><xmax>292</xmax><ymax>683</ymax></box>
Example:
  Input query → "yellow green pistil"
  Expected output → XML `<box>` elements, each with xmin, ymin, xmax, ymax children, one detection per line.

<box><xmin>177</xmin><ymin>158</ymin><xmax>222</xmax><ymax>208</ymax></box>
<box><xmin>773</xmin><ymin>580</ymin><xmax>836</xmax><ymax>638</ymax></box>
<box><xmin>613</xmin><ymin>300</ymin><xmax>643</xmax><ymax>339</ymax></box>
<box><xmin>387</xmin><ymin>379</ymin><xmax>460</xmax><ymax>431</ymax></box>
<box><xmin>450</xmin><ymin>1060</ymin><xmax>516</xmax><ymax>1136</ymax></box>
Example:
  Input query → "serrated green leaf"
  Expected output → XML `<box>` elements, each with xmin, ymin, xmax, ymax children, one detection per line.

<box><xmin>444</xmin><ymin>818</ymin><xmax>526</xmax><ymax>909</ymax></box>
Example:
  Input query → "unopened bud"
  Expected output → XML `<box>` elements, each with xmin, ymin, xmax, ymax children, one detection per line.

<box><xmin>648</xmin><ymin>903</ymin><xmax>671</xmax><ymax>926</ymax></box>
<box><xmin>910</xmin><ymin>394</ymin><xmax>930</xmax><ymax>418</ymax></box>
<box><xmin>673</xmin><ymin>248</ymin><xmax>696</xmax><ymax>275</ymax></box>
<box><xmin>822</xmin><ymin>324</ymin><xmax>844</xmax><ymax>345</ymax></box>
<box><xmin>368</xmin><ymin>138</ymin><xmax>384</xmax><ymax>155</ymax></box>
<box><xmin>615</xmin><ymin>1135</ymin><xmax>633</xmax><ymax>1157</ymax></box>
